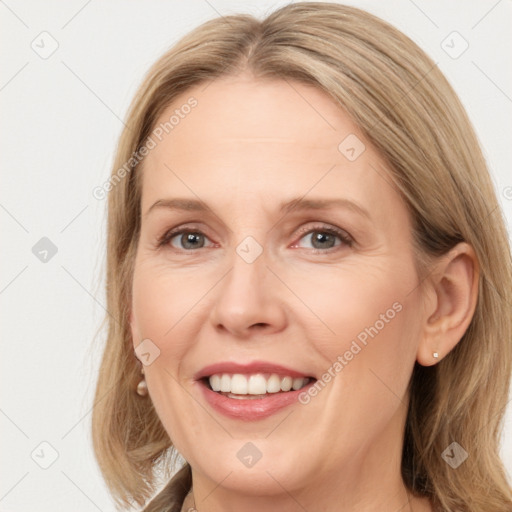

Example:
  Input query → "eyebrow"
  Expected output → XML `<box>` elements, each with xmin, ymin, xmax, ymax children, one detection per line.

<box><xmin>145</xmin><ymin>197</ymin><xmax>371</xmax><ymax>220</ymax></box>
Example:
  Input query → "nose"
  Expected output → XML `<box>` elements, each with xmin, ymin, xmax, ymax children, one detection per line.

<box><xmin>209</xmin><ymin>245</ymin><xmax>288</xmax><ymax>339</ymax></box>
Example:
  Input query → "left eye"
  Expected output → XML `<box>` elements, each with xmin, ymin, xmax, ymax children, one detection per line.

<box><xmin>167</xmin><ymin>231</ymin><xmax>214</xmax><ymax>250</ymax></box>
<box><xmin>296</xmin><ymin>229</ymin><xmax>344</xmax><ymax>250</ymax></box>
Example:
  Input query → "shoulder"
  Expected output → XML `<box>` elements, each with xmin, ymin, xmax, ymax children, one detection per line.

<box><xmin>141</xmin><ymin>464</ymin><xmax>192</xmax><ymax>512</ymax></box>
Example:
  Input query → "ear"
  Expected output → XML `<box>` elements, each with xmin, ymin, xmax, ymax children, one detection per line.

<box><xmin>417</xmin><ymin>242</ymin><xmax>479</xmax><ymax>366</ymax></box>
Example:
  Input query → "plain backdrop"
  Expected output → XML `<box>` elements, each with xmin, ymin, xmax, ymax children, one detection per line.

<box><xmin>1</xmin><ymin>1</ymin><xmax>511</xmax><ymax>510</ymax></box>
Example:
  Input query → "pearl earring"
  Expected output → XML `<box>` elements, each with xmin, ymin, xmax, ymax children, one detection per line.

<box><xmin>136</xmin><ymin>366</ymin><xmax>148</xmax><ymax>396</ymax></box>
<box><xmin>433</xmin><ymin>351</ymin><xmax>439</xmax><ymax>359</ymax></box>
<box><xmin>137</xmin><ymin>378</ymin><xmax>148</xmax><ymax>396</ymax></box>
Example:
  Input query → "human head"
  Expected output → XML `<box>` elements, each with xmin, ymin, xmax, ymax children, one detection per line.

<box><xmin>92</xmin><ymin>3</ymin><xmax>512</xmax><ymax>511</ymax></box>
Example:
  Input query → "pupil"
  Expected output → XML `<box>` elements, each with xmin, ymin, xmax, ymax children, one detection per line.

<box><xmin>312</xmin><ymin>232</ymin><xmax>335</xmax><ymax>249</ymax></box>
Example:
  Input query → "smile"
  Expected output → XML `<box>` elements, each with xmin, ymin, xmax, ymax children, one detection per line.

<box><xmin>207</xmin><ymin>373</ymin><xmax>312</xmax><ymax>397</ymax></box>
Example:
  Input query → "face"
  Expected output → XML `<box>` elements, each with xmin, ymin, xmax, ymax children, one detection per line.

<box><xmin>130</xmin><ymin>74</ymin><xmax>425</xmax><ymax>500</ymax></box>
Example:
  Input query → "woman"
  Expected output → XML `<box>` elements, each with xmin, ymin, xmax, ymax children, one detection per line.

<box><xmin>91</xmin><ymin>3</ymin><xmax>512</xmax><ymax>511</ymax></box>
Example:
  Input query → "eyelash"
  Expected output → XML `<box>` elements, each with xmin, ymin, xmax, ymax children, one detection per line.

<box><xmin>293</xmin><ymin>224</ymin><xmax>353</xmax><ymax>252</ymax></box>
<box><xmin>156</xmin><ymin>223</ymin><xmax>353</xmax><ymax>254</ymax></box>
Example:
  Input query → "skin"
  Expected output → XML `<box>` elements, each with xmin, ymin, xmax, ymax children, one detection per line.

<box><xmin>130</xmin><ymin>73</ymin><xmax>479</xmax><ymax>512</ymax></box>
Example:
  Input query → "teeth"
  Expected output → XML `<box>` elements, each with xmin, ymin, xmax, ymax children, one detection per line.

<box><xmin>248</xmin><ymin>374</ymin><xmax>267</xmax><ymax>394</ymax></box>
<box><xmin>220</xmin><ymin>374</ymin><xmax>231</xmax><ymax>392</ymax></box>
<box><xmin>207</xmin><ymin>373</ymin><xmax>310</xmax><ymax>395</ymax></box>
<box><xmin>280</xmin><ymin>376</ymin><xmax>292</xmax><ymax>391</ymax></box>
<box><xmin>267</xmin><ymin>374</ymin><xmax>281</xmax><ymax>393</ymax></box>
<box><xmin>292</xmin><ymin>377</ymin><xmax>305</xmax><ymax>390</ymax></box>
<box><xmin>231</xmin><ymin>374</ymin><xmax>248</xmax><ymax>394</ymax></box>
<box><xmin>210</xmin><ymin>374</ymin><xmax>221</xmax><ymax>392</ymax></box>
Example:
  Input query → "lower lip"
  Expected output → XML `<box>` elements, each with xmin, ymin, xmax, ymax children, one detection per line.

<box><xmin>197</xmin><ymin>380</ymin><xmax>316</xmax><ymax>421</ymax></box>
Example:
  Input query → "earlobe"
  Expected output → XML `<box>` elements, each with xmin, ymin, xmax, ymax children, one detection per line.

<box><xmin>417</xmin><ymin>338</ymin><xmax>442</xmax><ymax>367</ymax></box>
<box><xmin>416</xmin><ymin>242</ymin><xmax>479</xmax><ymax>366</ymax></box>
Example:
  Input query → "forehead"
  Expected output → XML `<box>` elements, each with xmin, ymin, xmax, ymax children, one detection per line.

<box><xmin>149</xmin><ymin>75</ymin><xmax>353</xmax><ymax>160</ymax></box>
<box><xmin>139</xmin><ymin>75</ymin><xmax>405</xmax><ymax>226</ymax></box>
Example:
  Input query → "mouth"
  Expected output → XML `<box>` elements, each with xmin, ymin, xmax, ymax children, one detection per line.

<box><xmin>194</xmin><ymin>361</ymin><xmax>317</xmax><ymax>420</ymax></box>
<box><xmin>197</xmin><ymin>374</ymin><xmax>317</xmax><ymax>420</ymax></box>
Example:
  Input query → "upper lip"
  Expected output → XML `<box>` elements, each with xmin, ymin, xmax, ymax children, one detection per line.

<box><xmin>194</xmin><ymin>360</ymin><xmax>315</xmax><ymax>380</ymax></box>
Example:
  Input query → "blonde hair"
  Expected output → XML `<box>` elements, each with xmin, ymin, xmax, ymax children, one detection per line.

<box><xmin>91</xmin><ymin>3</ymin><xmax>512</xmax><ymax>511</ymax></box>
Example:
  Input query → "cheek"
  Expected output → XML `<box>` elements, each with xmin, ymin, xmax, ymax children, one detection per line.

<box><xmin>285</xmin><ymin>256</ymin><xmax>420</xmax><ymax>419</ymax></box>
<box><xmin>287</xmin><ymin>269</ymin><xmax>420</xmax><ymax>457</ymax></box>
<box><xmin>130</xmin><ymin>260</ymin><xmax>206</xmax><ymax>354</ymax></box>
<box><xmin>130</xmin><ymin>261</ymin><xmax>205</xmax><ymax>441</ymax></box>
<box><xmin>286</xmin><ymin>257</ymin><xmax>418</xmax><ymax>352</ymax></box>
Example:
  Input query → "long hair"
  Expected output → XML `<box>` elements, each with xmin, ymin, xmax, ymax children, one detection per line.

<box><xmin>91</xmin><ymin>3</ymin><xmax>512</xmax><ymax>511</ymax></box>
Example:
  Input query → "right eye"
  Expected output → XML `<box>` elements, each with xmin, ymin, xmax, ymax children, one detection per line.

<box><xmin>159</xmin><ymin>229</ymin><xmax>215</xmax><ymax>251</ymax></box>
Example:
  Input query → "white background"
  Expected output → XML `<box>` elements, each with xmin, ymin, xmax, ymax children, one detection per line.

<box><xmin>1</xmin><ymin>1</ymin><xmax>511</xmax><ymax>510</ymax></box>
